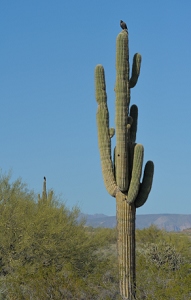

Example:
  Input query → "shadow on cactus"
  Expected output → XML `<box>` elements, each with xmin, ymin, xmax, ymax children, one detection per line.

<box><xmin>94</xmin><ymin>25</ymin><xmax>154</xmax><ymax>299</ymax></box>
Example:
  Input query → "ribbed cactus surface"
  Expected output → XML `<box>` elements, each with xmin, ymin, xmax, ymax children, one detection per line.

<box><xmin>94</xmin><ymin>27</ymin><xmax>154</xmax><ymax>299</ymax></box>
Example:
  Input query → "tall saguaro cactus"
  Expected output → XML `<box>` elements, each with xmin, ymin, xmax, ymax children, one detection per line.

<box><xmin>94</xmin><ymin>27</ymin><xmax>154</xmax><ymax>299</ymax></box>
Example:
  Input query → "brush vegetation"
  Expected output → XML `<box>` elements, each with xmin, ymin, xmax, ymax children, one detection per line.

<box><xmin>0</xmin><ymin>173</ymin><xmax>190</xmax><ymax>299</ymax></box>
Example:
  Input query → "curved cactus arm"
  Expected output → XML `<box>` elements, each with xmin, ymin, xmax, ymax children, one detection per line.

<box><xmin>129</xmin><ymin>53</ymin><xmax>142</xmax><ymax>88</ymax></box>
<box><xmin>95</xmin><ymin>65</ymin><xmax>117</xmax><ymax>197</ymax></box>
<box><xmin>135</xmin><ymin>160</ymin><xmax>154</xmax><ymax>208</ymax></box>
<box><xmin>130</xmin><ymin>104</ymin><xmax>138</xmax><ymax>143</ymax></box>
<box><xmin>127</xmin><ymin>144</ymin><xmax>144</xmax><ymax>204</ymax></box>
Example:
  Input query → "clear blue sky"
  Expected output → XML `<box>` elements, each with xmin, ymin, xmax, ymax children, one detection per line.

<box><xmin>0</xmin><ymin>1</ymin><xmax>191</xmax><ymax>216</ymax></box>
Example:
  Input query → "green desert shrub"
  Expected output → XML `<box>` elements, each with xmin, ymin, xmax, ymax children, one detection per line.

<box><xmin>1</xmin><ymin>173</ymin><xmax>190</xmax><ymax>299</ymax></box>
<box><xmin>0</xmin><ymin>172</ymin><xmax>119</xmax><ymax>299</ymax></box>
<box><xmin>136</xmin><ymin>226</ymin><xmax>191</xmax><ymax>300</ymax></box>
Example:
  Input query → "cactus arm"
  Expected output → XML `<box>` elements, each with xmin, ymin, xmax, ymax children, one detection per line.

<box><xmin>135</xmin><ymin>160</ymin><xmax>154</xmax><ymax>208</ymax></box>
<box><xmin>115</xmin><ymin>31</ymin><xmax>129</xmax><ymax>191</ymax></box>
<box><xmin>129</xmin><ymin>53</ymin><xmax>142</xmax><ymax>88</ymax></box>
<box><xmin>127</xmin><ymin>144</ymin><xmax>144</xmax><ymax>204</ymax></box>
<box><xmin>95</xmin><ymin>65</ymin><xmax>117</xmax><ymax>197</ymax></box>
<box><xmin>130</xmin><ymin>105</ymin><xmax>138</xmax><ymax>143</ymax></box>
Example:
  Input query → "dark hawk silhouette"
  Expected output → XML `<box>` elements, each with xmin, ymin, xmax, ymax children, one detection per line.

<box><xmin>44</xmin><ymin>176</ymin><xmax>46</xmax><ymax>181</ymax></box>
<box><xmin>120</xmin><ymin>20</ymin><xmax>127</xmax><ymax>30</ymax></box>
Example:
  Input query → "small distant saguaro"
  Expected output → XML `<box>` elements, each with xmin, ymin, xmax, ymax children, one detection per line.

<box><xmin>38</xmin><ymin>177</ymin><xmax>53</xmax><ymax>204</ymax></box>
<box><xmin>94</xmin><ymin>23</ymin><xmax>154</xmax><ymax>299</ymax></box>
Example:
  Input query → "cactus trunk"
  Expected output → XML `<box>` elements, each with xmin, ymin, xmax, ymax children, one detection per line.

<box><xmin>116</xmin><ymin>193</ymin><xmax>136</xmax><ymax>299</ymax></box>
<box><xmin>115</xmin><ymin>32</ymin><xmax>130</xmax><ymax>191</ymax></box>
<box><xmin>94</xmin><ymin>25</ymin><xmax>154</xmax><ymax>299</ymax></box>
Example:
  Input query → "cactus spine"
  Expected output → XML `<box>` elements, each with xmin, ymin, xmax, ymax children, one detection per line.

<box><xmin>95</xmin><ymin>28</ymin><xmax>154</xmax><ymax>299</ymax></box>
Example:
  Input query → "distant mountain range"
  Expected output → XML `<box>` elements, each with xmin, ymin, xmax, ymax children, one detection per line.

<box><xmin>80</xmin><ymin>213</ymin><xmax>191</xmax><ymax>232</ymax></box>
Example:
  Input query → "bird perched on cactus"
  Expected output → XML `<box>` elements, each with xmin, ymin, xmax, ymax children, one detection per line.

<box><xmin>120</xmin><ymin>20</ymin><xmax>127</xmax><ymax>30</ymax></box>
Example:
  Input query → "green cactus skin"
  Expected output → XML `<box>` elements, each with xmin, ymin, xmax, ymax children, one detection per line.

<box><xmin>116</xmin><ymin>195</ymin><xmax>136</xmax><ymax>299</ymax></box>
<box><xmin>129</xmin><ymin>105</ymin><xmax>138</xmax><ymax>143</ymax></box>
<box><xmin>135</xmin><ymin>161</ymin><xmax>154</xmax><ymax>208</ymax></box>
<box><xmin>95</xmin><ymin>65</ymin><xmax>118</xmax><ymax>197</ymax></box>
<box><xmin>115</xmin><ymin>32</ymin><xmax>129</xmax><ymax>192</ymax></box>
<box><xmin>127</xmin><ymin>144</ymin><xmax>144</xmax><ymax>204</ymax></box>
<box><xmin>129</xmin><ymin>53</ymin><xmax>142</xmax><ymax>88</ymax></box>
<box><xmin>95</xmin><ymin>28</ymin><xmax>154</xmax><ymax>299</ymax></box>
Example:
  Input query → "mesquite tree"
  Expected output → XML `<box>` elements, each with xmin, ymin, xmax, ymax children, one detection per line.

<box><xmin>94</xmin><ymin>27</ymin><xmax>154</xmax><ymax>299</ymax></box>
